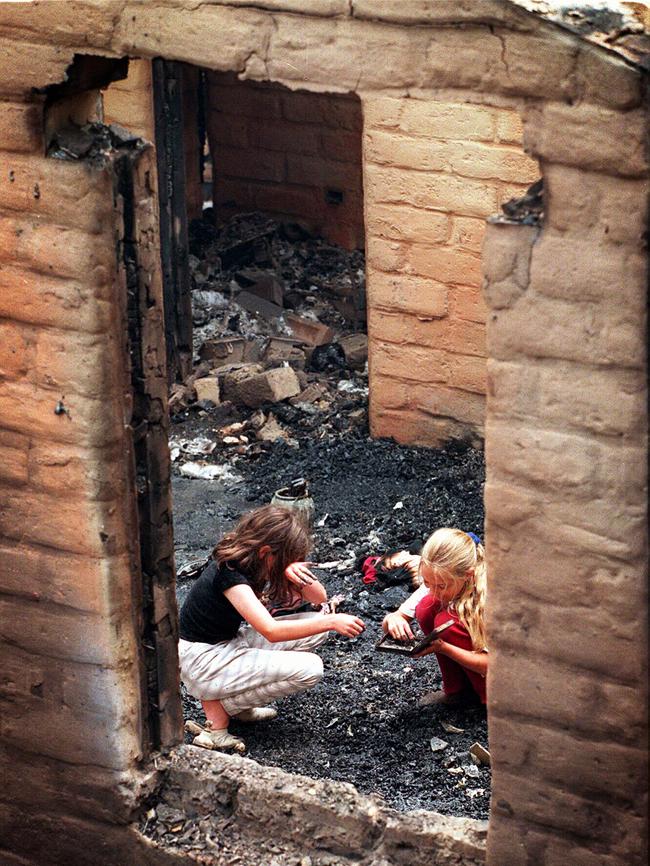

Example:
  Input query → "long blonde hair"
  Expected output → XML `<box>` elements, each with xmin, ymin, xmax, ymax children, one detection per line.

<box><xmin>421</xmin><ymin>528</ymin><xmax>487</xmax><ymax>651</ymax></box>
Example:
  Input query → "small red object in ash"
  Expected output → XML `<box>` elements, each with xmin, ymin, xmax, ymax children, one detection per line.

<box><xmin>361</xmin><ymin>555</ymin><xmax>382</xmax><ymax>584</ymax></box>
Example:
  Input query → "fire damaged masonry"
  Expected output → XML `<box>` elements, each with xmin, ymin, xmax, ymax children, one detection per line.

<box><xmin>47</xmin><ymin>121</ymin><xmax>183</xmax><ymax>753</ymax></box>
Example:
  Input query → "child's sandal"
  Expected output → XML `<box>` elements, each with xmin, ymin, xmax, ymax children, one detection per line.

<box><xmin>193</xmin><ymin>728</ymin><xmax>246</xmax><ymax>754</ymax></box>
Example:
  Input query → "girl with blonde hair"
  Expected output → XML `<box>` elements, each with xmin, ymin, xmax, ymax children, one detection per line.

<box><xmin>382</xmin><ymin>528</ymin><xmax>487</xmax><ymax>706</ymax></box>
<box><xmin>179</xmin><ymin>505</ymin><xmax>365</xmax><ymax>752</ymax></box>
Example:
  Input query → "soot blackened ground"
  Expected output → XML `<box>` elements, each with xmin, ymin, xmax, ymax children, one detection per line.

<box><xmin>173</xmin><ymin>425</ymin><xmax>489</xmax><ymax>817</ymax></box>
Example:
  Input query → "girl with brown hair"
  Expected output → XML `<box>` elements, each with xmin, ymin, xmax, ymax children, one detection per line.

<box><xmin>178</xmin><ymin>505</ymin><xmax>365</xmax><ymax>752</ymax></box>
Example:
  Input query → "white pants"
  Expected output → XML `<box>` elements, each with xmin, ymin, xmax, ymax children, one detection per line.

<box><xmin>178</xmin><ymin>612</ymin><xmax>329</xmax><ymax>715</ymax></box>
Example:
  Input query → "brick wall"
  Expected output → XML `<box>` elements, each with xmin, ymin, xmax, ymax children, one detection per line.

<box><xmin>0</xmin><ymin>136</ymin><xmax>148</xmax><ymax>842</ymax></box>
<box><xmin>0</xmin><ymin>85</ymin><xmax>181</xmax><ymax>863</ymax></box>
<box><xmin>484</xmin><ymin>99</ymin><xmax>649</xmax><ymax>866</ymax></box>
<box><xmin>0</xmin><ymin>2</ymin><xmax>647</xmax><ymax>865</ymax></box>
<box><xmin>364</xmin><ymin>95</ymin><xmax>539</xmax><ymax>446</ymax></box>
<box><xmin>206</xmin><ymin>73</ymin><xmax>364</xmax><ymax>250</ymax></box>
<box><xmin>103</xmin><ymin>58</ymin><xmax>155</xmax><ymax>141</ymax></box>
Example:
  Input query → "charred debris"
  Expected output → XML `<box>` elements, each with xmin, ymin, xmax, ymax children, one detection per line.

<box><xmin>169</xmin><ymin>211</ymin><xmax>369</xmax><ymax>469</ymax></box>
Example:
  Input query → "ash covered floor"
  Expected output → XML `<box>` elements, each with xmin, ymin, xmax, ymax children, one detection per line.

<box><xmin>170</xmin><ymin>211</ymin><xmax>489</xmax><ymax>818</ymax></box>
<box><xmin>172</xmin><ymin>415</ymin><xmax>489</xmax><ymax>818</ymax></box>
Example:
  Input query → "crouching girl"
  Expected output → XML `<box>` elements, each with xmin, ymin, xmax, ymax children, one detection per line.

<box><xmin>382</xmin><ymin>528</ymin><xmax>487</xmax><ymax>706</ymax></box>
<box><xmin>179</xmin><ymin>505</ymin><xmax>365</xmax><ymax>752</ymax></box>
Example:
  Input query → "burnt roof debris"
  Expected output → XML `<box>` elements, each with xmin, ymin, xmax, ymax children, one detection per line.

<box><xmin>47</xmin><ymin>121</ymin><xmax>144</xmax><ymax>165</ymax></box>
<box><xmin>491</xmin><ymin>178</ymin><xmax>544</xmax><ymax>226</ymax></box>
<box><xmin>512</xmin><ymin>0</ymin><xmax>650</xmax><ymax>69</ymax></box>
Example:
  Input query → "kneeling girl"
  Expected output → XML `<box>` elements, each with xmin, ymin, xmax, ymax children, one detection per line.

<box><xmin>179</xmin><ymin>505</ymin><xmax>365</xmax><ymax>752</ymax></box>
<box><xmin>382</xmin><ymin>528</ymin><xmax>487</xmax><ymax>705</ymax></box>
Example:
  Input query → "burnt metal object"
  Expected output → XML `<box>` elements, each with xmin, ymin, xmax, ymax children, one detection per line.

<box><xmin>496</xmin><ymin>178</ymin><xmax>544</xmax><ymax>226</ymax></box>
<box><xmin>153</xmin><ymin>58</ymin><xmax>193</xmax><ymax>385</ymax></box>
<box><xmin>375</xmin><ymin>618</ymin><xmax>456</xmax><ymax>656</ymax></box>
<box><xmin>271</xmin><ymin>478</ymin><xmax>315</xmax><ymax>526</ymax></box>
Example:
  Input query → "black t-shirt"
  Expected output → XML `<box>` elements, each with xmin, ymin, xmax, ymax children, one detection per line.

<box><xmin>179</xmin><ymin>560</ymin><xmax>252</xmax><ymax>644</ymax></box>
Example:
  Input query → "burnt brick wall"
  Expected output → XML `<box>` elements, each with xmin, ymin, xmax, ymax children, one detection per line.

<box><xmin>0</xmin><ymin>3</ymin><xmax>647</xmax><ymax>865</ymax></box>
<box><xmin>0</xmin><ymin>141</ymin><xmax>149</xmax><ymax>844</ymax></box>
<box><xmin>483</xmin><ymin>98</ymin><xmax>649</xmax><ymax>866</ymax></box>
<box><xmin>206</xmin><ymin>72</ymin><xmax>364</xmax><ymax>250</ymax></box>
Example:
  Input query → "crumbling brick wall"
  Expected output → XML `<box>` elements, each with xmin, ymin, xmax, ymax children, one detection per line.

<box><xmin>0</xmin><ymin>2</ymin><xmax>647</xmax><ymax>866</ymax></box>
<box><xmin>0</xmin><ymin>134</ymin><xmax>150</xmax><ymax>851</ymax></box>
<box><xmin>483</xmin><ymin>101</ymin><xmax>649</xmax><ymax>865</ymax></box>
<box><xmin>206</xmin><ymin>73</ymin><xmax>364</xmax><ymax>250</ymax></box>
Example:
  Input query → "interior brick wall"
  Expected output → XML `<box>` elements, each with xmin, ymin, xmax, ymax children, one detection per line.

<box><xmin>363</xmin><ymin>95</ymin><xmax>538</xmax><ymax>446</ymax></box>
<box><xmin>206</xmin><ymin>72</ymin><xmax>364</xmax><ymax>250</ymax></box>
<box><xmin>103</xmin><ymin>58</ymin><xmax>155</xmax><ymax>141</ymax></box>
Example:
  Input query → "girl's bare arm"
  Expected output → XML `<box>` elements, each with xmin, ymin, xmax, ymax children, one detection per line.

<box><xmin>297</xmin><ymin>579</ymin><xmax>327</xmax><ymax>606</ymax></box>
<box><xmin>224</xmin><ymin>584</ymin><xmax>364</xmax><ymax>640</ymax></box>
<box><xmin>284</xmin><ymin>562</ymin><xmax>328</xmax><ymax>605</ymax></box>
<box><xmin>415</xmin><ymin>639</ymin><xmax>488</xmax><ymax>676</ymax></box>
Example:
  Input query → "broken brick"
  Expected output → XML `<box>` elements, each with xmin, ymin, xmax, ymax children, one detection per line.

<box><xmin>193</xmin><ymin>377</ymin><xmax>220</xmax><ymax>405</ymax></box>
<box><xmin>339</xmin><ymin>333</ymin><xmax>368</xmax><ymax>370</ymax></box>
<box><xmin>231</xmin><ymin>366</ymin><xmax>301</xmax><ymax>408</ymax></box>
<box><xmin>286</xmin><ymin>313</ymin><xmax>335</xmax><ymax>346</ymax></box>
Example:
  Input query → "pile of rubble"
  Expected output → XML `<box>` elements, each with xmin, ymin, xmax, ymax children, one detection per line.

<box><xmin>169</xmin><ymin>212</ymin><xmax>369</xmax><ymax>462</ymax></box>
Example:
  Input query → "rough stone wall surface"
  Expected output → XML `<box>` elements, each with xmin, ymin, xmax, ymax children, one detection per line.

<box><xmin>363</xmin><ymin>94</ymin><xmax>538</xmax><ymax>446</ymax></box>
<box><xmin>145</xmin><ymin>745</ymin><xmax>488</xmax><ymax>866</ymax></box>
<box><xmin>0</xmin><ymin>145</ymin><xmax>151</xmax><ymax>859</ymax></box>
<box><xmin>206</xmin><ymin>72</ymin><xmax>364</xmax><ymax>249</ymax></box>
<box><xmin>483</xmin><ymin>142</ymin><xmax>649</xmax><ymax>863</ymax></box>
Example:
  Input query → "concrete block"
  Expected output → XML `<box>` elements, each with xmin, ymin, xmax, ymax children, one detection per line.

<box><xmin>0</xmin><ymin>152</ymin><xmax>114</xmax><ymax>233</ymax></box>
<box><xmin>365</xmin><ymin>164</ymin><xmax>499</xmax><ymax>217</ymax></box>
<box><xmin>448</xmin><ymin>285</ymin><xmax>488</xmax><ymax>324</ymax></box>
<box><xmin>366</xmin><ymin>203</ymin><xmax>450</xmax><ymax>245</ymax></box>
<box><xmin>367</xmin><ymin>269</ymin><xmax>448</xmax><ymax>319</ymax></box>
<box><xmin>0</xmin><ymin>100</ymin><xmax>43</xmax><ymax>152</ymax></box>
<box><xmin>523</xmin><ymin>102</ymin><xmax>648</xmax><ymax>177</ymax></box>
<box><xmin>543</xmin><ymin>163</ymin><xmax>648</xmax><ymax>245</ymax></box>
<box><xmin>363</xmin><ymin>97</ymin><xmax>496</xmax><ymax>142</ymax></box>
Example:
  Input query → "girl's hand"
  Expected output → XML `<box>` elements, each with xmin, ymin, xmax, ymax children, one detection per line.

<box><xmin>413</xmin><ymin>638</ymin><xmax>445</xmax><ymax>659</ymax></box>
<box><xmin>284</xmin><ymin>561</ymin><xmax>316</xmax><ymax>586</ymax></box>
<box><xmin>330</xmin><ymin>613</ymin><xmax>365</xmax><ymax>638</ymax></box>
<box><xmin>382</xmin><ymin>611</ymin><xmax>414</xmax><ymax>641</ymax></box>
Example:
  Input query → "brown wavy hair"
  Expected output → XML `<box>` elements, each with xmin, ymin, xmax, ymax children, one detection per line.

<box><xmin>213</xmin><ymin>505</ymin><xmax>311</xmax><ymax>603</ymax></box>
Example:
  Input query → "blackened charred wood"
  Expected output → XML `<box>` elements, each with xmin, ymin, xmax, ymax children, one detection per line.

<box><xmin>153</xmin><ymin>58</ymin><xmax>193</xmax><ymax>384</ymax></box>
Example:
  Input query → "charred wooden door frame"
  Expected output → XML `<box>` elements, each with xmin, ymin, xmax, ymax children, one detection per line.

<box><xmin>114</xmin><ymin>141</ymin><xmax>184</xmax><ymax>754</ymax></box>
<box><xmin>152</xmin><ymin>58</ymin><xmax>193</xmax><ymax>384</ymax></box>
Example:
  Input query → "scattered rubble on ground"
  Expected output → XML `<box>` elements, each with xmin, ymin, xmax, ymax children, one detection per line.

<box><xmin>169</xmin><ymin>212</ymin><xmax>490</xmax><ymax>819</ymax></box>
<box><xmin>168</xmin><ymin>212</ymin><xmax>369</xmax><ymax>455</ymax></box>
